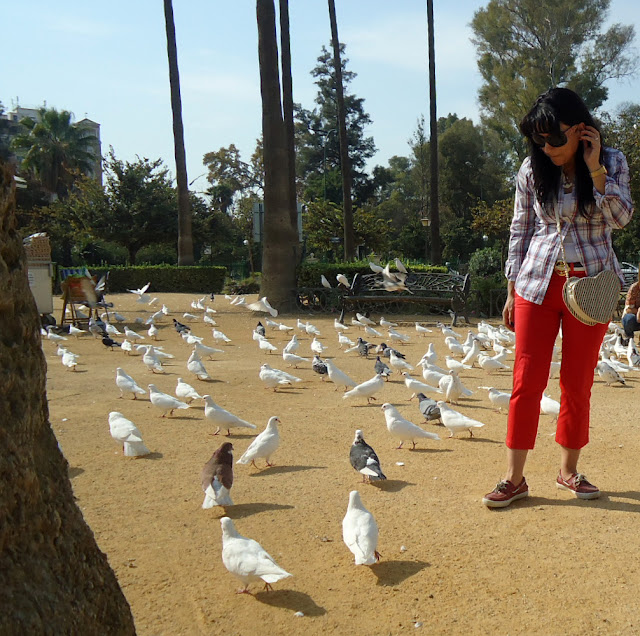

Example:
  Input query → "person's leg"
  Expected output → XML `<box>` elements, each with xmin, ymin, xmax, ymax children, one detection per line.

<box><xmin>505</xmin><ymin>448</ymin><xmax>529</xmax><ymax>486</ymax></box>
<box><xmin>622</xmin><ymin>313</ymin><xmax>639</xmax><ymax>339</ymax></box>
<box><xmin>560</xmin><ymin>446</ymin><xmax>581</xmax><ymax>478</ymax></box>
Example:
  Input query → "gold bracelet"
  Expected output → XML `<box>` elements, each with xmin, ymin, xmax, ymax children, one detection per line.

<box><xmin>590</xmin><ymin>165</ymin><xmax>607</xmax><ymax>178</ymax></box>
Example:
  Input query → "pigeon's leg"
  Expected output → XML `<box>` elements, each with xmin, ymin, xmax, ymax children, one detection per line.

<box><xmin>469</xmin><ymin>430</ymin><xmax>474</xmax><ymax>438</ymax></box>
<box><xmin>367</xmin><ymin>397</ymin><xmax>377</xmax><ymax>404</ymax></box>
<box><xmin>374</xmin><ymin>550</ymin><xmax>382</xmax><ymax>562</ymax></box>
<box><xmin>396</xmin><ymin>441</ymin><xmax>404</xmax><ymax>449</ymax></box>
<box><xmin>226</xmin><ymin>429</ymin><xmax>231</xmax><ymax>437</ymax></box>
<box><xmin>132</xmin><ymin>394</ymin><xmax>137</xmax><ymax>400</ymax></box>
<box><xmin>265</xmin><ymin>459</ymin><xmax>275</xmax><ymax>467</ymax></box>
<box><xmin>263</xmin><ymin>582</ymin><xmax>274</xmax><ymax>592</ymax></box>
<box><xmin>411</xmin><ymin>441</ymin><xmax>417</xmax><ymax>450</ymax></box>
<box><xmin>250</xmin><ymin>460</ymin><xmax>258</xmax><ymax>468</ymax></box>
<box><xmin>236</xmin><ymin>587</ymin><xmax>252</xmax><ymax>595</ymax></box>
<box><xmin>213</xmin><ymin>427</ymin><xmax>221</xmax><ymax>435</ymax></box>
<box><xmin>448</xmin><ymin>432</ymin><xmax>454</xmax><ymax>438</ymax></box>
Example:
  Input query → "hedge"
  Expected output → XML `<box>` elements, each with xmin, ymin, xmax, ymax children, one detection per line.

<box><xmin>93</xmin><ymin>265</ymin><xmax>227</xmax><ymax>294</ymax></box>
<box><xmin>297</xmin><ymin>260</ymin><xmax>448</xmax><ymax>288</ymax></box>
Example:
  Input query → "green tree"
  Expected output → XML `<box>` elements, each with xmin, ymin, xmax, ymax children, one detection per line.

<box><xmin>471</xmin><ymin>0</ymin><xmax>638</xmax><ymax>154</ymax></box>
<box><xmin>10</xmin><ymin>107</ymin><xmax>98</xmax><ymax>201</ymax></box>
<box><xmin>295</xmin><ymin>44</ymin><xmax>376</xmax><ymax>205</ymax></box>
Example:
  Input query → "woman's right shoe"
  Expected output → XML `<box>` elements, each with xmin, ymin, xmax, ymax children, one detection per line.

<box><xmin>556</xmin><ymin>472</ymin><xmax>600</xmax><ymax>499</ymax></box>
<box><xmin>482</xmin><ymin>477</ymin><xmax>529</xmax><ymax>508</ymax></box>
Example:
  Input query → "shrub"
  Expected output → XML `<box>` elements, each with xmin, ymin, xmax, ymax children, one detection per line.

<box><xmin>468</xmin><ymin>247</ymin><xmax>502</xmax><ymax>278</ymax></box>
<box><xmin>102</xmin><ymin>265</ymin><xmax>226</xmax><ymax>294</ymax></box>
<box><xmin>225</xmin><ymin>274</ymin><xmax>262</xmax><ymax>294</ymax></box>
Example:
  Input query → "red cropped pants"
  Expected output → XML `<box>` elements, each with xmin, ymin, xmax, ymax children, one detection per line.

<box><xmin>506</xmin><ymin>270</ymin><xmax>608</xmax><ymax>450</ymax></box>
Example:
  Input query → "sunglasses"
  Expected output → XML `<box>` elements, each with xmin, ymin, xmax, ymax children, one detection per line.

<box><xmin>530</xmin><ymin>124</ymin><xmax>578</xmax><ymax>148</ymax></box>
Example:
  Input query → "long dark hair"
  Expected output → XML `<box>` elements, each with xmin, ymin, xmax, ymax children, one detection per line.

<box><xmin>520</xmin><ymin>87</ymin><xmax>604</xmax><ymax>217</ymax></box>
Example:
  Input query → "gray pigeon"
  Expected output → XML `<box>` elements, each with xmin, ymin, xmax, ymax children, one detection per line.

<box><xmin>413</xmin><ymin>392</ymin><xmax>442</xmax><ymax>423</ymax></box>
<box><xmin>256</xmin><ymin>321</ymin><xmax>266</xmax><ymax>338</ymax></box>
<box><xmin>349</xmin><ymin>430</ymin><xmax>386</xmax><ymax>483</ymax></box>
<box><xmin>374</xmin><ymin>356</ymin><xmax>392</xmax><ymax>381</ymax></box>
<box><xmin>312</xmin><ymin>355</ymin><xmax>328</xmax><ymax>379</ymax></box>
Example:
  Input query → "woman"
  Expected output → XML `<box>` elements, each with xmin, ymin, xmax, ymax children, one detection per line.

<box><xmin>483</xmin><ymin>87</ymin><xmax>633</xmax><ymax>508</ymax></box>
<box><xmin>622</xmin><ymin>269</ymin><xmax>640</xmax><ymax>341</ymax></box>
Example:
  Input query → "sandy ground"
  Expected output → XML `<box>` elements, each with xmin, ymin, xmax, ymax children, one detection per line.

<box><xmin>44</xmin><ymin>292</ymin><xmax>640</xmax><ymax>635</ymax></box>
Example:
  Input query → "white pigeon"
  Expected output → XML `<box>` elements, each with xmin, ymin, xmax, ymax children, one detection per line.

<box><xmin>389</xmin><ymin>350</ymin><xmax>414</xmax><ymax>373</ymax></box>
<box><xmin>161</xmin><ymin>304</ymin><xmax>170</xmax><ymax>315</ymax></box>
<box><xmin>356</xmin><ymin>313</ymin><xmax>376</xmax><ymax>326</ymax></box>
<box><xmin>124</xmin><ymin>326</ymin><xmax>144</xmax><ymax>341</ymax></box>
<box><xmin>112</xmin><ymin>312</ymin><xmax>126</xmax><ymax>323</ymax></box>
<box><xmin>175</xmin><ymin>377</ymin><xmax>203</xmax><ymax>403</ymax></box>
<box><xmin>68</xmin><ymin>324</ymin><xmax>88</xmax><ymax>338</ymax></box>
<box><xmin>128</xmin><ymin>282</ymin><xmax>151</xmax><ymax>296</ymax></box>
<box><xmin>320</xmin><ymin>274</ymin><xmax>332</xmax><ymax>288</ymax></box>
<box><xmin>365</xmin><ymin>325</ymin><xmax>384</xmax><ymax>338</ymax></box>
<box><xmin>310</xmin><ymin>337</ymin><xmax>327</xmax><ymax>354</ymax></box>
<box><xmin>477</xmin><ymin>353</ymin><xmax>511</xmax><ymax>373</ymax></box>
<box><xmin>324</xmin><ymin>359</ymin><xmax>358</xmax><ymax>391</ymax></box>
<box><xmin>61</xmin><ymin>349</ymin><xmax>79</xmax><ymax>371</ymax></box>
<box><xmin>142</xmin><ymin>345</ymin><xmax>164</xmax><ymax>373</ymax></box>
<box><xmin>283</xmin><ymin>334</ymin><xmax>299</xmax><ymax>354</ymax></box>
<box><xmin>379</xmin><ymin>317</ymin><xmax>398</xmax><ymax>328</ymax></box>
<box><xmin>439</xmin><ymin>369</ymin><xmax>473</xmax><ymax>404</ymax></box>
<box><xmin>540</xmin><ymin>392</ymin><xmax>561</xmax><ymax>417</ymax></box>
<box><xmin>146</xmin><ymin>309</ymin><xmax>164</xmax><ymax>324</ymax></box>
<box><xmin>369</xmin><ymin>261</ymin><xmax>384</xmax><ymax>273</ymax></box>
<box><xmin>420</xmin><ymin>343</ymin><xmax>438</xmax><ymax>365</ymax></box>
<box><xmin>108</xmin><ymin>412</ymin><xmax>150</xmax><ymax>457</ymax></box>
<box><xmin>194</xmin><ymin>342</ymin><xmax>224</xmax><ymax>359</ymax></box>
<box><xmin>282</xmin><ymin>351</ymin><xmax>310</xmax><ymax>368</ymax></box>
<box><xmin>220</xmin><ymin>517</ymin><xmax>292</xmax><ymax>593</ymax></box>
<box><xmin>277</xmin><ymin>322</ymin><xmax>293</xmax><ymax>331</ymax></box>
<box><xmin>437</xmin><ymin>401</ymin><xmax>486</xmax><ymax>438</ymax></box>
<box><xmin>257</xmin><ymin>336</ymin><xmax>278</xmax><ymax>354</ymax></box>
<box><xmin>105</xmin><ymin>322</ymin><xmax>123</xmax><ymax>337</ymax></box>
<box><xmin>445</xmin><ymin>356</ymin><xmax>471</xmax><ymax>372</ymax></box>
<box><xmin>336</xmin><ymin>273</ymin><xmax>350</xmax><ymax>287</ymax></box>
<box><xmin>478</xmin><ymin>386</ymin><xmax>511</xmax><ymax>412</ymax></box>
<box><xmin>461</xmin><ymin>339</ymin><xmax>482</xmax><ymax>366</ymax></box>
<box><xmin>596</xmin><ymin>361</ymin><xmax>625</xmax><ymax>386</ymax></box>
<box><xmin>334</xmin><ymin>319</ymin><xmax>349</xmax><ymax>331</ymax></box>
<box><xmin>445</xmin><ymin>336</ymin><xmax>465</xmax><ymax>356</ymax></box>
<box><xmin>182</xmin><ymin>332</ymin><xmax>204</xmax><ymax>345</ymax></box>
<box><xmin>380</xmin><ymin>403</ymin><xmax>440</xmax><ymax>449</ymax></box>
<box><xmin>305</xmin><ymin>322</ymin><xmax>321</xmax><ymax>336</ymax></box>
<box><xmin>236</xmin><ymin>416</ymin><xmax>281</xmax><ymax>468</ymax></box>
<box><xmin>147</xmin><ymin>323</ymin><xmax>159</xmax><ymax>340</ymax></box>
<box><xmin>212</xmin><ymin>329</ymin><xmax>232</xmax><ymax>343</ymax></box>
<box><xmin>415</xmin><ymin>323</ymin><xmax>433</xmax><ymax>336</ymax></box>
<box><xmin>342</xmin><ymin>491</ymin><xmax>380</xmax><ymax>566</ymax></box>
<box><xmin>388</xmin><ymin>329</ymin><xmax>410</xmax><ymax>343</ymax></box>
<box><xmin>115</xmin><ymin>367</ymin><xmax>146</xmax><ymax>399</ymax></box>
<box><xmin>203</xmin><ymin>314</ymin><xmax>217</xmax><ymax>326</ymax></box>
<box><xmin>121</xmin><ymin>339</ymin><xmax>133</xmax><ymax>355</ymax></box>
<box><xmin>247</xmin><ymin>296</ymin><xmax>278</xmax><ymax>317</ymax></box>
<box><xmin>627</xmin><ymin>339</ymin><xmax>640</xmax><ymax>368</ymax></box>
<box><xmin>45</xmin><ymin>327</ymin><xmax>67</xmax><ymax>343</ymax></box>
<box><xmin>204</xmin><ymin>395</ymin><xmax>257</xmax><ymax>436</ymax></box>
<box><xmin>343</xmin><ymin>374</ymin><xmax>385</xmax><ymax>404</ymax></box>
<box><xmin>187</xmin><ymin>350</ymin><xmax>210</xmax><ymax>380</ymax></box>
<box><xmin>401</xmin><ymin>372</ymin><xmax>441</xmax><ymax>397</ymax></box>
<box><xmin>419</xmin><ymin>363</ymin><xmax>446</xmax><ymax>386</ymax></box>
<box><xmin>183</xmin><ymin>312</ymin><xmax>198</xmax><ymax>321</ymax></box>
<box><xmin>259</xmin><ymin>364</ymin><xmax>302</xmax><ymax>391</ymax></box>
<box><xmin>148</xmin><ymin>384</ymin><xmax>190</xmax><ymax>417</ymax></box>
<box><xmin>438</xmin><ymin>323</ymin><xmax>460</xmax><ymax>340</ymax></box>
<box><xmin>338</xmin><ymin>332</ymin><xmax>355</xmax><ymax>348</ymax></box>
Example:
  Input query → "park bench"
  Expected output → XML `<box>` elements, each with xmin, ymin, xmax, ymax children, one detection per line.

<box><xmin>338</xmin><ymin>271</ymin><xmax>472</xmax><ymax>327</ymax></box>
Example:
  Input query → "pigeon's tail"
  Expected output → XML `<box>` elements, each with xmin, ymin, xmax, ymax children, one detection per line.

<box><xmin>360</xmin><ymin>463</ymin><xmax>387</xmax><ymax>481</ymax></box>
<box><xmin>124</xmin><ymin>441</ymin><xmax>151</xmax><ymax>457</ymax></box>
<box><xmin>260</xmin><ymin>568</ymin><xmax>292</xmax><ymax>584</ymax></box>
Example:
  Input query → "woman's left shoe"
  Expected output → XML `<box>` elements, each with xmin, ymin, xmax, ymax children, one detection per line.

<box><xmin>556</xmin><ymin>472</ymin><xmax>600</xmax><ymax>499</ymax></box>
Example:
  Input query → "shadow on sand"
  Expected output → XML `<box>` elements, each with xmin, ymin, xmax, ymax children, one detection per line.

<box><xmin>370</xmin><ymin>560</ymin><xmax>429</xmax><ymax>586</ymax></box>
<box><xmin>254</xmin><ymin>589</ymin><xmax>327</xmax><ymax>616</ymax></box>
<box><xmin>248</xmin><ymin>465</ymin><xmax>326</xmax><ymax>477</ymax></box>
<box><xmin>225</xmin><ymin>502</ymin><xmax>295</xmax><ymax>520</ymax></box>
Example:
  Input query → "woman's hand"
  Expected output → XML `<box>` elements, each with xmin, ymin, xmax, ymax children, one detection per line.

<box><xmin>503</xmin><ymin>282</ymin><xmax>516</xmax><ymax>331</ymax></box>
<box><xmin>581</xmin><ymin>125</ymin><xmax>602</xmax><ymax>171</ymax></box>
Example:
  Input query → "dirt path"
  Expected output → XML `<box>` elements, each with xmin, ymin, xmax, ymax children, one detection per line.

<box><xmin>46</xmin><ymin>293</ymin><xmax>640</xmax><ymax>635</ymax></box>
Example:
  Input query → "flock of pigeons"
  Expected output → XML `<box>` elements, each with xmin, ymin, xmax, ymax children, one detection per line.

<box><xmin>43</xmin><ymin>274</ymin><xmax>637</xmax><ymax>595</ymax></box>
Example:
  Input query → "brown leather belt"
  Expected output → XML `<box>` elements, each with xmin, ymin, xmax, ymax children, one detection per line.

<box><xmin>554</xmin><ymin>261</ymin><xmax>586</xmax><ymax>277</ymax></box>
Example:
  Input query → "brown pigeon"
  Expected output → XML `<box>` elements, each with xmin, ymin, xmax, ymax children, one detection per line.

<box><xmin>201</xmin><ymin>442</ymin><xmax>234</xmax><ymax>508</ymax></box>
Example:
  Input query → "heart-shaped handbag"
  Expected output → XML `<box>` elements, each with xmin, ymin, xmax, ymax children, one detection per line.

<box><xmin>562</xmin><ymin>269</ymin><xmax>621</xmax><ymax>326</ymax></box>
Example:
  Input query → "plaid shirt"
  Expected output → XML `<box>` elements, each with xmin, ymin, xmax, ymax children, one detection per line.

<box><xmin>505</xmin><ymin>148</ymin><xmax>634</xmax><ymax>304</ymax></box>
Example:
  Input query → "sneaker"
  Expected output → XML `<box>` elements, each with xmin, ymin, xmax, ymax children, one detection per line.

<box><xmin>483</xmin><ymin>477</ymin><xmax>529</xmax><ymax>508</ymax></box>
<box><xmin>556</xmin><ymin>472</ymin><xmax>600</xmax><ymax>499</ymax></box>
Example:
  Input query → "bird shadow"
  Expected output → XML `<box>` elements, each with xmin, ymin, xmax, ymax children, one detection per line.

<box><xmin>254</xmin><ymin>589</ymin><xmax>327</xmax><ymax>616</ymax></box>
<box><xmin>248</xmin><ymin>465</ymin><xmax>326</xmax><ymax>477</ymax></box>
<box><xmin>138</xmin><ymin>451</ymin><xmax>163</xmax><ymax>460</ymax></box>
<box><xmin>372</xmin><ymin>479</ymin><xmax>414</xmax><ymax>492</ymax></box>
<box><xmin>68</xmin><ymin>369</ymin><xmax>89</xmax><ymax>374</ymax></box>
<box><xmin>509</xmin><ymin>491</ymin><xmax>640</xmax><ymax>513</ymax></box>
<box><xmin>370</xmin><ymin>560</ymin><xmax>429</xmax><ymax>586</ymax></box>
<box><xmin>68</xmin><ymin>467</ymin><xmax>84</xmax><ymax>478</ymax></box>
<box><xmin>350</xmin><ymin>402</ymin><xmax>384</xmax><ymax>409</ymax></box>
<box><xmin>407</xmin><ymin>447</ymin><xmax>453</xmax><ymax>454</ymax></box>
<box><xmin>225</xmin><ymin>502</ymin><xmax>295</xmax><ymax>519</ymax></box>
<box><xmin>451</xmin><ymin>436</ymin><xmax>502</xmax><ymax>445</ymax></box>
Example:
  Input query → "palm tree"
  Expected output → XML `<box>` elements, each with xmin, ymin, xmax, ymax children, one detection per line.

<box><xmin>256</xmin><ymin>0</ymin><xmax>299</xmax><ymax>310</ymax></box>
<box><xmin>11</xmin><ymin>107</ymin><xmax>98</xmax><ymax>201</ymax></box>
<box><xmin>163</xmin><ymin>0</ymin><xmax>194</xmax><ymax>265</ymax></box>
<box><xmin>327</xmin><ymin>0</ymin><xmax>355</xmax><ymax>260</ymax></box>
<box><xmin>426</xmin><ymin>0</ymin><xmax>442</xmax><ymax>264</ymax></box>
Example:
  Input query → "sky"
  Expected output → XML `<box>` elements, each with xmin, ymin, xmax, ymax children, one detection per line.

<box><xmin>4</xmin><ymin>0</ymin><xmax>640</xmax><ymax>192</ymax></box>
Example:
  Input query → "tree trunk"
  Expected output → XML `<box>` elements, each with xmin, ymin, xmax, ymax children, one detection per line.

<box><xmin>256</xmin><ymin>0</ymin><xmax>298</xmax><ymax>310</ymax></box>
<box><xmin>427</xmin><ymin>0</ymin><xmax>442</xmax><ymax>264</ymax></box>
<box><xmin>163</xmin><ymin>0</ymin><xmax>194</xmax><ymax>266</ymax></box>
<box><xmin>328</xmin><ymin>0</ymin><xmax>355</xmax><ymax>261</ymax></box>
<box><xmin>279</xmin><ymin>0</ymin><xmax>300</xmax><ymax>265</ymax></box>
<box><xmin>0</xmin><ymin>164</ymin><xmax>136</xmax><ymax>634</ymax></box>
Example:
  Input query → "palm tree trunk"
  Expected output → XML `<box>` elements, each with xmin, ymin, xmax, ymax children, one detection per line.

<box><xmin>163</xmin><ymin>0</ymin><xmax>194</xmax><ymax>266</ymax></box>
<box><xmin>279</xmin><ymin>0</ymin><xmax>300</xmax><ymax>265</ymax></box>
<box><xmin>257</xmin><ymin>0</ymin><xmax>298</xmax><ymax>310</ymax></box>
<box><xmin>0</xmin><ymin>164</ymin><xmax>136</xmax><ymax>634</ymax></box>
<box><xmin>427</xmin><ymin>0</ymin><xmax>441</xmax><ymax>264</ymax></box>
<box><xmin>328</xmin><ymin>0</ymin><xmax>355</xmax><ymax>261</ymax></box>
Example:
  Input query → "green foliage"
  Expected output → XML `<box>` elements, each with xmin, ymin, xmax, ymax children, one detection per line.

<box><xmin>297</xmin><ymin>260</ymin><xmax>447</xmax><ymax>288</ymax></box>
<box><xmin>225</xmin><ymin>274</ymin><xmax>262</xmax><ymax>294</ymax></box>
<box><xmin>105</xmin><ymin>265</ymin><xmax>226</xmax><ymax>294</ymax></box>
<box><xmin>471</xmin><ymin>0</ymin><xmax>638</xmax><ymax>157</ymax></box>
<box><xmin>468</xmin><ymin>247</ymin><xmax>503</xmax><ymax>277</ymax></box>
<box><xmin>470</xmin><ymin>272</ymin><xmax>506</xmax><ymax>317</ymax></box>
<box><xmin>136</xmin><ymin>243</ymin><xmax>178</xmax><ymax>265</ymax></box>
<box><xmin>10</xmin><ymin>106</ymin><xmax>99</xmax><ymax>199</ymax></box>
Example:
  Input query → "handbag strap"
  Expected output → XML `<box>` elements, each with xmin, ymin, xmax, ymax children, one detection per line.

<box><xmin>554</xmin><ymin>203</ymin><xmax>571</xmax><ymax>278</ymax></box>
